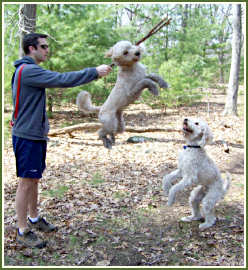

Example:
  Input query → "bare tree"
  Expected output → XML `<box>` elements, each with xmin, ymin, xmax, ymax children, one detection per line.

<box><xmin>18</xmin><ymin>4</ymin><xmax>37</xmax><ymax>57</ymax></box>
<box><xmin>223</xmin><ymin>4</ymin><xmax>242</xmax><ymax>116</ymax></box>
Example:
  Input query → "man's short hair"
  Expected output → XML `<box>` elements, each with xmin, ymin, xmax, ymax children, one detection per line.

<box><xmin>22</xmin><ymin>33</ymin><xmax>48</xmax><ymax>55</ymax></box>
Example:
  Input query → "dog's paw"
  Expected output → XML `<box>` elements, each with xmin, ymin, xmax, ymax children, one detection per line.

<box><xmin>102</xmin><ymin>136</ymin><xmax>112</xmax><ymax>149</ymax></box>
<box><xmin>181</xmin><ymin>215</ymin><xmax>203</xmax><ymax>222</ymax></box>
<box><xmin>147</xmin><ymin>74</ymin><xmax>169</xmax><ymax>89</ymax></box>
<box><xmin>199</xmin><ymin>222</ymin><xmax>213</xmax><ymax>230</ymax></box>
<box><xmin>199</xmin><ymin>218</ymin><xmax>216</xmax><ymax>230</ymax></box>
<box><xmin>159</xmin><ymin>80</ymin><xmax>169</xmax><ymax>89</ymax></box>
<box><xmin>110</xmin><ymin>134</ymin><xmax>115</xmax><ymax>145</ymax></box>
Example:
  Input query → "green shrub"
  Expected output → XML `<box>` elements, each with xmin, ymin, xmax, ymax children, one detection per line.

<box><xmin>142</xmin><ymin>58</ymin><xmax>207</xmax><ymax>109</ymax></box>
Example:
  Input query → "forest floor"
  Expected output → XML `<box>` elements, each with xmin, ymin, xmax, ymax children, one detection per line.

<box><xmin>3</xmin><ymin>87</ymin><xmax>245</xmax><ymax>267</ymax></box>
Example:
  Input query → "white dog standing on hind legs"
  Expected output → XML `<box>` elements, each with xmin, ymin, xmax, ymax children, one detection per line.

<box><xmin>162</xmin><ymin>118</ymin><xmax>231</xmax><ymax>230</ymax></box>
<box><xmin>77</xmin><ymin>40</ymin><xmax>168</xmax><ymax>149</ymax></box>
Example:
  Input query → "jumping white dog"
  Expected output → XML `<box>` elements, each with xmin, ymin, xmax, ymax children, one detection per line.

<box><xmin>77</xmin><ymin>40</ymin><xmax>168</xmax><ymax>149</ymax></box>
<box><xmin>162</xmin><ymin>118</ymin><xmax>231</xmax><ymax>230</ymax></box>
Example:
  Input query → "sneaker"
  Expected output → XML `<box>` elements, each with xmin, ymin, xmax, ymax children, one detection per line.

<box><xmin>28</xmin><ymin>217</ymin><xmax>58</xmax><ymax>232</ymax></box>
<box><xmin>16</xmin><ymin>228</ymin><xmax>47</xmax><ymax>249</ymax></box>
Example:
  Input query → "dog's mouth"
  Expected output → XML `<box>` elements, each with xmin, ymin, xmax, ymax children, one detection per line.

<box><xmin>133</xmin><ymin>57</ymin><xmax>140</xmax><ymax>62</ymax></box>
<box><xmin>182</xmin><ymin>123</ymin><xmax>193</xmax><ymax>133</ymax></box>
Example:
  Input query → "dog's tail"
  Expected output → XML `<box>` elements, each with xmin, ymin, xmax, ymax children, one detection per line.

<box><xmin>222</xmin><ymin>171</ymin><xmax>231</xmax><ymax>195</ymax></box>
<box><xmin>76</xmin><ymin>91</ymin><xmax>101</xmax><ymax>114</ymax></box>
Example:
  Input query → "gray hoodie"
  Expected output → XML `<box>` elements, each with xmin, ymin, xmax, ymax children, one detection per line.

<box><xmin>12</xmin><ymin>56</ymin><xmax>99</xmax><ymax>140</ymax></box>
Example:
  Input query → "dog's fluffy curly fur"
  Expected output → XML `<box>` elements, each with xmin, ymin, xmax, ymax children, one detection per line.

<box><xmin>77</xmin><ymin>40</ymin><xmax>168</xmax><ymax>148</ymax></box>
<box><xmin>162</xmin><ymin>118</ymin><xmax>231</xmax><ymax>230</ymax></box>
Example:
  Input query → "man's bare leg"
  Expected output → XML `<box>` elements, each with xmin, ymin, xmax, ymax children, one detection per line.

<box><xmin>16</xmin><ymin>178</ymin><xmax>39</xmax><ymax>231</ymax></box>
<box><xmin>28</xmin><ymin>178</ymin><xmax>39</xmax><ymax>219</ymax></box>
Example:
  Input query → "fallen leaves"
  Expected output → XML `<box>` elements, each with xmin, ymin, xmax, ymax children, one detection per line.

<box><xmin>3</xmin><ymin>89</ymin><xmax>245</xmax><ymax>266</ymax></box>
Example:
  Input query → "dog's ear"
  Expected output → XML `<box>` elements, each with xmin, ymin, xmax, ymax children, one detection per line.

<box><xmin>105</xmin><ymin>47</ymin><xmax>113</xmax><ymax>58</ymax></box>
<box><xmin>198</xmin><ymin>124</ymin><xmax>213</xmax><ymax>147</ymax></box>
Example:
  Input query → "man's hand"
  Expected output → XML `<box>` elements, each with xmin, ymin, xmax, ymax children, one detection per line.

<box><xmin>96</xmin><ymin>64</ymin><xmax>112</xmax><ymax>78</ymax></box>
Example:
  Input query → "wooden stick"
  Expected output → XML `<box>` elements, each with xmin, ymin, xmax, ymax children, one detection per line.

<box><xmin>110</xmin><ymin>17</ymin><xmax>171</xmax><ymax>67</ymax></box>
<box><xmin>135</xmin><ymin>18</ymin><xmax>171</xmax><ymax>45</ymax></box>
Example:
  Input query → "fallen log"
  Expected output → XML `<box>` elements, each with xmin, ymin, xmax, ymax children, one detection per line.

<box><xmin>49</xmin><ymin>122</ymin><xmax>180</xmax><ymax>137</ymax></box>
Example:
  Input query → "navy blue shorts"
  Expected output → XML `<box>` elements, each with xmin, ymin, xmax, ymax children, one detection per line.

<box><xmin>12</xmin><ymin>135</ymin><xmax>47</xmax><ymax>179</ymax></box>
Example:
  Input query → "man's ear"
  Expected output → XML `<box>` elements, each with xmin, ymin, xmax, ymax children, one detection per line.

<box><xmin>28</xmin><ymin>45</ymin><xmax>36</xmax><ymax>54</ymax></box>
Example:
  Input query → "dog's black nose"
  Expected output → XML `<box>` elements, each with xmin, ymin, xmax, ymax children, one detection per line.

<box><xmin>135</xmin><ymin>51</ymin><xmax>140</xmax><ymax>57</ymax></box>
<box><xmin>184</xmin><ymin>118</ymin><xmax>188</xmax><ymax>123</ymax></box>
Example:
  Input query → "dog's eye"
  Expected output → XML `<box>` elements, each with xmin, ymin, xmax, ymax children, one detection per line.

<box><xmin>195</xmin><ymin>122</ymin><xmax>199</xmax><ymax>125</ymax></box>
<box><xmin>123</xmin><ymin>51</ymin><xmax>128</xmax><ymax>56</ymax></box>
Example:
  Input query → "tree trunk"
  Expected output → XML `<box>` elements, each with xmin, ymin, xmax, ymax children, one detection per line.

<box><xmin>218</xmin><ymin>52</ymin><xmax>225</xmax><ymax>84</ymax></box>
<box><xmin>18</xmin><ymin>4</ymin><xmax>37</xmax><ymax>57</ymax></box>
<box><xmin>223</xmin><ymin>4</ymin><xmax>242</xmax><ymax>116</ymax></box>
<box><xmin>180</xmin><ymin>4</ymin><xmax>189</xmax><ymax>57</ymax></box>
<box><xmin>48</xmin><ymin>95</ymin><xmax>53</xmax><ymax>113</ymax></box>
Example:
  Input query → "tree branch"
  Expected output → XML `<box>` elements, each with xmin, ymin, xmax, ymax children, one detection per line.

<box><xmin>48</xmin><ymin>123</ymin><xmax>180</xmax><ymax>137</ymax></box>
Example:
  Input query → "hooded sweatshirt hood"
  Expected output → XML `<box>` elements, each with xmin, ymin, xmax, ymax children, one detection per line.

<box><xmin>14</xmin><ymin>56</ymin><xmax>36</xmax><ymax>68</ymax></box>
<box><xmin>11</xmin><ymin>56</ymin><xmax>36</xmax><ymax>89</ymax></box>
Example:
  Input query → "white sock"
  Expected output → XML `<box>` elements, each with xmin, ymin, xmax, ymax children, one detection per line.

<box><xmin>28</xmin><ymin>216</ymin><xmax>39</xmax><ymax>223</ymax></box>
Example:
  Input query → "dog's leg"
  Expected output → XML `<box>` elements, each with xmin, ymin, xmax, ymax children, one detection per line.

<box><xmin>181</xmin><ymin>185</ymin><xmax>205</xmax><ymax>222</ymax></box>
<box><xmin>132</xmin><ymin>79</ymin><xmax>159</xmax><ymax>97</ymax></box>
<box><xmin>103</xmin><ymin>136</ymin><xmax>112</xmax><ymax>149</ymax></box>
<box><xmin>199</xmin><ymin>182</ymin><xmax>223</xmax><ymax>230</ymax></box>
<box><xmin>100</xmin><ymin>133</ymin><xmax>115</xmax><ymax>148</ymax></box>
<box><xmin>110</xmin><ymin>133</ymin><xmax>115</xmax><ymax>145</ymax></box>
<box><xmin>98</xmin><ymin>128</ymin><xmax>114</xmax><ymax>149</ymax></box>
<box><xmin>162</xmin><ymin>169</ymin><xmax>181</xmax><ymax>196</ymax></box>
<box><xmin>98</xmin><ymin>112</ymin><xmax>119</xmax><ymax>149</ymax></box>
<box><xmin>167</xmin><ymin>176</ymin><xmax>195</xmax><ymax>206</ymax></box>
<box><xmin>146</xmin><ymin>74</ymin><xmax>169</xmax><ymax>89</ymax></box>
<box><xmin>99</xmin><ymin>133</ymin><xmax>113</xmax><ymax>149</ymax></box>
<box><xmin>116</xmin><ymin>110</ymin><xmax>125</xmax><ymax>133</ymax></box>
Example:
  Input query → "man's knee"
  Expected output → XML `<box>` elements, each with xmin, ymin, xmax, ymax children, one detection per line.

<box><xmin>18</xmin><ymin>178</ymin><xmax>39</xmax><ymax>191</ymax></box>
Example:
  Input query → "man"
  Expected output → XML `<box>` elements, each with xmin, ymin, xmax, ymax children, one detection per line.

<box><xmin>11</xmin><ymin>33</ymin><xmax>112</xmax><ymax>248</ymax></box>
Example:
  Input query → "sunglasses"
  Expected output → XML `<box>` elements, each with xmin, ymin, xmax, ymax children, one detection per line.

<box><xmin>39</xmin><ymin>44</ymin><xmax>49</xmax><ymax>50</ymax></box>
